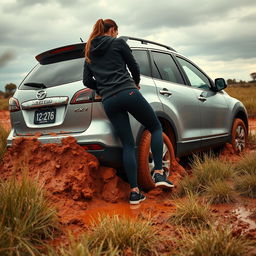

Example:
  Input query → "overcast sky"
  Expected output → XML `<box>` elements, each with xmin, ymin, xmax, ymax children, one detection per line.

<box><xmin>0</xmin><ymin>0</ymin><xmax>256</xmax><ymax>91</ymax></box>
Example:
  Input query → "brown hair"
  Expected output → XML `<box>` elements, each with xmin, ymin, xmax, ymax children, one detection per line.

<box><xmin>85</xmin><ymin>19</ymin><xmax>118</xmax><ymax>63</ymax></box>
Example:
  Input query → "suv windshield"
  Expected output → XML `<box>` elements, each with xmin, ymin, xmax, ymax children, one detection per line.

<box><xmin>19</xmin><ymin>58</ymin><xmax>84</xmax><ymax>90</ymax></box>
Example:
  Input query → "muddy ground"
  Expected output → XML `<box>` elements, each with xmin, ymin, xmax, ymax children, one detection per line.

<box><xmin>0</xmin><ymin>110</ymin><xmax>256</xmax><ymax>254</ymax></box>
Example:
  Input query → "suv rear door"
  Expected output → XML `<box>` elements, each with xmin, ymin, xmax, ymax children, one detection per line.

<box><xmin>150</xmin><ymin>51</ymin><xmax>202</xmax><ymax>154</ymax></box>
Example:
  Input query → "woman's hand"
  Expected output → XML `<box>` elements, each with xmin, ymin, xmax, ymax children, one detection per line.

<box><xmin>136</xmin><ymin>84</ymin><xmax>141</xmax><ymax>90</ymax></box>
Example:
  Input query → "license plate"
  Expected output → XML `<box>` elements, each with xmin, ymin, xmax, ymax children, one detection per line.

<box><xmin>34</xmin><ymin>108</ymin><xmax>56</xmax><ymax>124</ymax></box>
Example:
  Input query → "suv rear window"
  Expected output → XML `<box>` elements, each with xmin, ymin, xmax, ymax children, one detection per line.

<box><xmin>132</xmin><ymin>50</ymin><xmax>151</xmax><ymax>77</ymax></box>
<box><xmin>152</xmin><ymin>52</ymin><xmax>184</xmax><ymax>84</ymax></box>
<box><xmin>19</xmin><ymin>58</ymin><xmax>84</xmax><ymax>90</ymax></box>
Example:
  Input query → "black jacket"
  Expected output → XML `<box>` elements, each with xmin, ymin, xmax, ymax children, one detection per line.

<box><xmin>83</xmin><ymin>36</ymin><xmax>140</xmax><ymax>101</ymax></box>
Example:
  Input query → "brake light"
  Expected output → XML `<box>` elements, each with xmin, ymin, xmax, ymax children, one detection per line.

<box><xmin>70</xmin><ymin>88</ymin><xmax>93</xmax><ymax>104</ymax></box>
<box><xmin>50</xmin><ymin>46</ymin><xmax>76</xmax><ymax>54</ymax></box>
<box><xmin>81</xmin><ymin>144</ymin><xmax>104</xmax><ymax>150</ymax></box>
<box><xmin>9</xmin><ymin>97</ymin><xmax>20</xmax><ymax>112</ymax></box>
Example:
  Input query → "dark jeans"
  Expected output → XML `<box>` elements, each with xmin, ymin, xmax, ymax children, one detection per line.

<box><xmin>102</xmin><ymin>88</ymin><xmax>163</xmax><ymax>188</ymax></box>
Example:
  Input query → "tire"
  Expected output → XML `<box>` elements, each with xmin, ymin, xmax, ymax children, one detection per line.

<box><xmin>231</xmin><ymin>118</ymin><xmax>247</xmax><ymax>153</ymax></box>
<box><xmin>137</xmin><ymin>130</ymin><xmax>175</xmax><ymax>191</ymax></box>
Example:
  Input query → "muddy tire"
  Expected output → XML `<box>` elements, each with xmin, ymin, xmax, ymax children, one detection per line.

<box><xmin>137</xmin><ymin>130</ymin><xmax>175</xmax><ymax>191</ymax></box>
<box><xmin>231</xmin><ymin>118</ymin><xmax>247</xmax><ymax>153</ymax></box>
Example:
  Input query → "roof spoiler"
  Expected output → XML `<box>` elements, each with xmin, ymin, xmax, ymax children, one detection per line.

<box><xmin>35</xmin><ymin>43</ymin><xmax>85</xmax><ymax>64</ymax></box>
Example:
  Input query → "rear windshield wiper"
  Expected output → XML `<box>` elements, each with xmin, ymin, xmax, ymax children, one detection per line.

<box><xmin>24</xmin><ymin>82</ymin><xmax>47</xmax><ymax>89</ymax></box>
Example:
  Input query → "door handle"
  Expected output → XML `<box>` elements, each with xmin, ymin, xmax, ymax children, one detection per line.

<box><xmin>160</xmin><ymin>89</ymin><xmax>172</xmax><ymax>97</ymax></box>
<box><xmin>198</xmin><ymin>96</ymin><xmax>207</xmax><ymax>102</ymax></box>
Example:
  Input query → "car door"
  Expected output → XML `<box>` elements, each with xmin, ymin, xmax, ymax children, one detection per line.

<box><xmin>150</xmin><ymin>51</ymin><xmax>202</xmax><ymax>154</ymax></box>
<box><xmin>175</xmin><ymin>56</ymin><xmax>230</xmax><ymax>147</ymax></box>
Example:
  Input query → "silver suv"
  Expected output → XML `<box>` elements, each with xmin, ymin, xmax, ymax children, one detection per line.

<box><xmin>7</xmin><ymin>36</ymin><xmax>248</xmax><ymax>190</ymax></box>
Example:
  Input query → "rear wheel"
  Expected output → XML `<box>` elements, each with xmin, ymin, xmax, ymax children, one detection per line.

<box><xmin>231</xmin><ymin>118</ymin><xmax>247</xmax><ymax>153</ymax></box>
<box><xmin>137</xmin><ymin>130</ymin><xmax>175</xmax><ymax>191</ymax></box>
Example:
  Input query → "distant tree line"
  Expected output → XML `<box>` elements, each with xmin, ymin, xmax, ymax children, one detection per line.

<box><xmin>227</xmin><ymin>72</ymin><xmax>256</xmax><ymax>85</ymax></box>
<box><xmin>0</xmin><ymin>83</ymin><xmax>17</xmax><ymax>98</ymax></box>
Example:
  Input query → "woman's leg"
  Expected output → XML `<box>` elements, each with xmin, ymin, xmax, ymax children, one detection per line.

<box><xmin>102</xmin><ymin>96</ymin><xmax>138</xmax><ymax>189</ymax></box>
<box><xmin>122</xmin><ymin>89</ymin><xmax>164</xmax><ymax>171</ymax></box>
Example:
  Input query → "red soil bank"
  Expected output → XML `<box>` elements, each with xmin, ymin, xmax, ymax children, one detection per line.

<box><xmin>0</xmin><ymin>136</ymin><xmax>130</xmax><ymax>224</ymax></box>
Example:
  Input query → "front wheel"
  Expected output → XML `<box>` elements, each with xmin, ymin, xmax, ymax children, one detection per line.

<box><xmin>231</xmin><ymin>118</ymin><xmax>248</xmax><ymax>153</ymax></box>
<box><xmin>137</xmin><ymin>130</ymin><xmax>175</xmax><ymax>191</ymax></box>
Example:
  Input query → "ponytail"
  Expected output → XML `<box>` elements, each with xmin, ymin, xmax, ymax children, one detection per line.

<box><xmin>85</xmin><ymin>19</ymin><xmax>118</xmax><ymax>63</ymax></box>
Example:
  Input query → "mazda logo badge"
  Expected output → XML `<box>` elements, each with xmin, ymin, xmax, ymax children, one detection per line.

<box><xmin>36</xmin><ymin>90</ymin><xmax>47</xmax><ymax>100</ymax></box>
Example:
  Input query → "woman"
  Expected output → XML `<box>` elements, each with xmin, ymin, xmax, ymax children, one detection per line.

<box><xmin>83</xmin><ymin>19</ymin><xmax>174</xmax><ymax>204</ymax></box>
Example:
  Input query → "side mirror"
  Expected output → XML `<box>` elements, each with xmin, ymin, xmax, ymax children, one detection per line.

<box><xmin>214</xmin><ymin>78</ymin><xmax>227</xmax><ymax>92</ymax></box>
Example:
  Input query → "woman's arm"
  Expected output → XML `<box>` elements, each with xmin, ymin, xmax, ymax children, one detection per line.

<box><xmin>119</xmin><ymin>39</ymin><xmax>141</xmax><ymax>86</ymax></box>
<box><xmin>83</xmin><ymin>61</ymin><xmax>98</xmax><ymax>91</ymax></box>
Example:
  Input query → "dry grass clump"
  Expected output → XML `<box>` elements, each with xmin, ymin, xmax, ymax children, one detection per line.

<box><xmin>234</xmin><ymin>151</ymin><xmax>256</xmax><ymax>176</ymax></box>
<box><xmin>47</xmin><ymin>214</ymin><xmax>159</xmax><ymax>256</ymax></box>
<box><xmin>248</xmin><ymin>130</ymin><xmax>256</xmax><ymax>147</ymax></box>
<box><xmin>168</xmin><ymin>193</ymin><xmax>211</xmax><ymax>227</ymax></box>
<box><xmin>178</xmin><ymin>154</ymin><xmax>233</xmax><ymax>197</ymax></box>
<box><xmin>234</xmin><ymin>174</ymin><xmax>256</xmax><ymax>198</ymax></box>
<box><xmin>0</xmin><ymin>123</ymin><xmax>8</xmax><ymax>162</ymax></box>
<box><xmin>176</xmin><ymin>224</ymin><xmax>254</xmax><ymax>256</ymax></box>
<box><xmin>0</xmin><ymin>98</ymin><xmax>9</xmax><ymax>111</ymax></box>
<box><xmin>205</xmin><ymin>180</ymin><xmax>237</xmax><ymax>204</ymax></box>
<box><xmin>0</xmin><ymin>175</ymin><xmax>59</xmax><ymax>256</ymax></box>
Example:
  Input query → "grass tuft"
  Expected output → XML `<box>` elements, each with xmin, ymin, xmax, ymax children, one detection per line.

<box><xmin>205</xmin><ymin>180</ymin><xmax>237</xmax><ymax>204</ymax></box>
<box><xmin>47</xmin><ymin>214</ymin><xmax>159</xmax><ymax>256</ymax></box>
<box><xmin>177</xmin><ymin>224</ymin><xmax>254</xmax><ymax>256</ymax></box>
<box><xmin>234</xmin><ymin>174</ymin><xmax>256</xmax><ymax>198</ymax></box>
<box><xmin>168</xmin><ymin>193</ymin><xmax>211</xmax><ymax>227</ymax></box>
<box><xmin>0</xmin><ymin>174</ymin><xmax>59</xmax><ymax>256</ymax></box>
<box><xmin>0</xmin><ymin>123</ymin><xmax>8</xmax><ymax>163</ymax></box>
<box><xmin>178</xmin><ymin>154</ymin><xmax>233</xmax><ymax>196</ymax></box>
<box><xmin>234</xmin><ymin>151</ymin><xmax>256</xmax><ymax>176</ymax></box>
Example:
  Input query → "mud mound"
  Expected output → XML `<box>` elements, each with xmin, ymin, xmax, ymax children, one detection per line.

<box><xmin>0</xmin><ymin>136</ymin><xmax>129</xmax><ymax>224</ymax></box>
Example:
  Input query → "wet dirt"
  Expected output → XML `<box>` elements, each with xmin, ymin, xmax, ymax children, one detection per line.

<box><xmin>0</xmin><ymin>112</ymin><xmax>256</xmax><ymax>253</ymax></box>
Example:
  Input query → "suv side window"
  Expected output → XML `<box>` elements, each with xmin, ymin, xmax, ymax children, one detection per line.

<box><xmin>177</xmin><ymin>57</ymin><xmax>211</xmax><ymax>90</ymax></box>
<box><xmin>151</xmin><ymin>51</ymin><xmax>183</xmax><ymax>84</ymax></box>
<box><xmin>132</xmin><ymin>50</ymin><xmax>151</xmax><ymax>77</ymax></box>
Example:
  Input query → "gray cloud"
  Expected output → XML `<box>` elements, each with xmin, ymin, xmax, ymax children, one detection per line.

<box><xmin>0</xmin><ymin>0</ymin><xmax>255</xmax><ymax>90</ymax></box>
<box><xmin>0</xmin><ymin>51</ymin><xmax>16</xmax><ymax>68</ymax></box>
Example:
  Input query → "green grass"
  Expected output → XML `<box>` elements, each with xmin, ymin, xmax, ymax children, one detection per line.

<box><xmin>225</xmin><ymin>84</ymin><xmax>256</xmax><ymax>117</ymax></box>
<box><xmin>234</xmin><ymin>174</ymin><xmax>256</xmax><ymax>198</ymax></box>
<box><xmin>168</xmin><ymin>193</ymin><xmax>211</xmax><ymax>227</ymax></box>
<box><xmin>176</xmin><ymin>224</ymin><xmax>254</xmax><ymax>256</ymax></box>
<box><xmin>205</xmin><ymin>180</ymin><xmax>237</xmax><ymax>204</ymax></box>
<box><xmin>178</xmin><ymin>154</ymin><xmax>233</xmax><ymax>196</ymax></box>
<box><xmin>0</xmin><ymin>174</ymin><xmax>59</xmax><ymax>256</ymax></box>
<box><xmin>0</xmin><ymin>123</ymin><xmax>9</xmax><ymax>163</ymax></box>
<box><xmin>47</xmin><ymin>214</ymin><xmax>159</xmax><ymax>256</ymax></box>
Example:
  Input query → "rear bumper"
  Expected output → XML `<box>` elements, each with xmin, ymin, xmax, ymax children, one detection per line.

<box><xmin>6</xmin><ymin>118</ymin><xmax>126</xmax><ymax>168</ymax></box>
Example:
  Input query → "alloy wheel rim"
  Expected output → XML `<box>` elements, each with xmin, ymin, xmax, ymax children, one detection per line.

<box><xmin>235</xmin><ymin>125</ymin><xmax>246</xmax><ymax>152</ymax></box>
<box><xmin>148</xmin><ymin>142</ymin><xmax>170</xmax><ymax>176</ymax></box>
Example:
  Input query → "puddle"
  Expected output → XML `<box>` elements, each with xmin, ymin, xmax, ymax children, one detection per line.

<box><xmin>233</xmin><ymin>206</ymin><xmax>256</xmax><ymax>229</ymax></box>
<box><xmin>80</xmin><ymin>199</ymin><xmax>174</xmax><ymax>225</ymax></box>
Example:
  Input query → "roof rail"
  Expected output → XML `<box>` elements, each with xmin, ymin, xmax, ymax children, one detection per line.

<box><xmin>120</xmin><ymin>36</ymin><xmax>176</xmax><ymax>52</ymax></box>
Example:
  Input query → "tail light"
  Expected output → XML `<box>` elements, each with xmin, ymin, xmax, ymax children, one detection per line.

<box><xmin>70</xmin><ymin>88</ymin><xmax>102</xmax><ymax>104</ymax></box>
<box><xmin>9</xmin><ymin>97</ymin><xmax>20</xmax><ymax>112</ymax></box>
<box><xmin>81</xmin><ymin>144</ymin><xmax>104</xmax><ymax>150</ymax></box>
<box><xmin>70</xmin><ymin>88</ymin><xmax>93</xmax><ymax>104</ymax></box>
